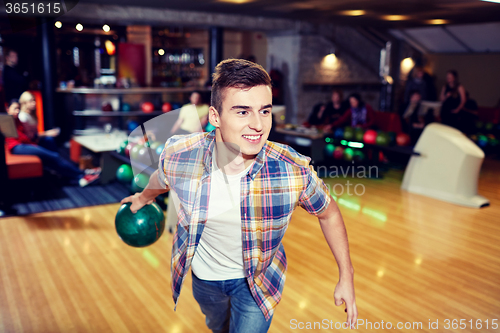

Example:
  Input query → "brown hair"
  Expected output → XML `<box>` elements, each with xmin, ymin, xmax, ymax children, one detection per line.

<box><xmin>211</xmin><ymin>58</ymin><xmax>272</xmax><ymax>114</ymax></box>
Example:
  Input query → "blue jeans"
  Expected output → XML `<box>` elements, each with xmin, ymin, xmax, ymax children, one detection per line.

<box><xmin>192</xmin><ymin>273</ymin><xmax>273</xmax><ymax>333</ymax></box>
<box><xmin>11</xmin><ymin>144</ymin><xmax>83</xmax><ymax>180</ymax></box>
<box><xmin>38</xmin><ymin>136</ymin><xmax>58</xmax><ymax>152</ymax></box>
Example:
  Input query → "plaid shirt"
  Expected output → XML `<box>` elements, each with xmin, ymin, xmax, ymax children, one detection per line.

<box><xmin>158</xmin><ymin>130</ymin><xmax>331</xmax><ymax>320</ymax></box>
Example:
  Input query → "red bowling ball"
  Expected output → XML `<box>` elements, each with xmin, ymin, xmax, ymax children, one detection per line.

<box><xmin>162</xmin><ymin>102</ymin><xmax>173</xmax><ymax>113</ymax></box>
<box><xmin>125</xmin><ymin>142</ymin><xmax>137</xmax><ymax>157</ymax></box>
<box><xmin>396</xmin><ymin>133</ymin><xmax>411</xmax><ymax>146</ymax></box>
<box><xmin>333</xmin><ymin>147</ymin><xmax>345</xmax><ymax>160</ymax></box>
<box><xmin>141</xmin><ymin>102</ymin><xmax>155</xmax><ymax>113</ymax></box>
<box><xmin>363</xmin><ymin>129</ymin><xmax>377</xmax><ymax>144</ymax></box>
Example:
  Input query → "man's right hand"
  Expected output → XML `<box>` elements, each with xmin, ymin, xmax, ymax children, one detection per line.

<box><xmin>120</xmin><ymin>192</ymin><xmax>154</xmax><ymax>214</ymax></box>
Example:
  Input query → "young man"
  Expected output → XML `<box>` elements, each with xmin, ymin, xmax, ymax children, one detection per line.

<box><xmin>122</xmin><ymin>59</ymin><xmax>357</xmax><ymax>332</ymax></box>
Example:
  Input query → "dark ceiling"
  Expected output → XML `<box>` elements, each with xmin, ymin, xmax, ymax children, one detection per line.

<box><xmin>79</xmin><ymin>0</ymin><xmax>500</xmax><ymax>27</ymax></box>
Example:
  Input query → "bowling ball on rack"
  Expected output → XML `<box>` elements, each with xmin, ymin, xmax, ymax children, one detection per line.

<box><xmin>162</xmin><ymin>102</ymin><xmax>173</xmax><ymax>113</ymax></box>
<box><xmin>353</xmin><ymin>150</ymin><xmax>365</xmax><ymax>162</ymax></box>
<box><xmin>141</xmin><ymin>102</ymin><xmax>155</xmax><ymax>113</ymax></box>
<box><xmin>333</xmin><ymin>146</ymin><xmax>345</xmax><ymax>160</ymax></box>
<box><xmin>344</xmin><ymin>127</ymin><xmax>354</xmax><ymax>140</ymax></box>
<box><xmin>485</xmin><ymin>122</ymin><xmax>494</xmax><ymax>131</ymax></box>
<box><xmin>131</xmin><ymin>173</ymin><xmax>150</xmax><ymax>193</ymax></box>
<box><xmin>116</xmin><ymin>164</ymin><xmax>134</xmax><ymax>183</ymax></box>
<box><xmin>137</xmin><ymin>146</ymin><xmax>154</xmax><ymax>165</ymax></box>
<box><xmin>343</xmin><ymin>148</ymin><xmax>354</xmax><ymax>161</ymax></box>
<box><xmin>130</xmin><ymin>144</ymin><xmax>142</xmax><ymax>161</ymax></box>
<box><xmin>477</xmin><ymin>135</ymin><xmax>488</xmax><ymax>148</ymax></box>
<box><xmin>117</xmin><ymin>140</ymin><xmax>128</xmax><ymax>155</ymax></box>
<box><xmin>122</xmin><ymin>103</ymin><xmax>131</xmax><ymax>112</ymax></box>
<box><xmin>376</xmin><ymin>132</ymin><xmax>390</xmax><ymax>146</ymax></box>
<box><xmin>334</xmin><ymin>128</ymin><xmax>344</xmax><ymax>139</ymax></box>
<box><xmin>354</xmin><ymin>128</ymin><xmax>365</xmax><ymax>142</ymax></box>
<box><xmin>125</xmin><ymin>142</ymin><xmax>136</xmax><ymax>157</ymax></box>
<box><xmin>396</xmin><ymin>133</ymin><xmax>411</xmax><ymax>146</ymax></box>
<box><xmin>102</xmin><ymin>102</ymin><xmax>113</xmax><ymax>112</ymax></box>
<box><xmin>363</xmin><ymin>130</ymin><xmax>377</xmax><ymax>144</ymax></box>
<box><xmin>489</xmin><ymin>135</ymin><xmax>499</xmax><ymax>147</ymax></box>
<box><xmin>127</xmin><ymin>121</ymin><xmax>139</xmax><ymax>132</ymax></box>
<box><xmin>115</xmin><ymin>202</ymin><xmax>165</xmax><ymax>248</ymax></box>
<box><xmin>325</xmin><ymin>143</ymin><xmax>335</xmax><ymax>157</ymax></box>
<box><xmin>149</xmin><ymin>141</ymin><xmax>162</xmax><ymax>152</ymax></box>
<box><xmin>156</xmin><ymin>144</ymin><xmax>164</xmax><ymax>156</ymax></box>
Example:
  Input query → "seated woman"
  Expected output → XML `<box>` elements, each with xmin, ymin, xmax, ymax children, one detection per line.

<box><xmin>18</xmin><ymin>91</ymin><xmax>60</xmax><ymax>152</ymax></box>
<box><xmin>5</xmin><ymin>100</ymin><xmax>100</xmax><ymax>187</ymax></box>
<box><xmin>304</xmin><ymin>89</ymin><xmax>348</xmax><ymax>128</ymax></box>
<box><xmin>325</xmin><ymin>93</ymin><xmax>375</xmax><ymax>131</ymax></box>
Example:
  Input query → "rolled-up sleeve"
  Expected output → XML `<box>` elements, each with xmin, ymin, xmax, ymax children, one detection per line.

<box><xmin>298</xmin><ymin>165</ymin><xmax>331</xmax><ymax>216</ymax></box>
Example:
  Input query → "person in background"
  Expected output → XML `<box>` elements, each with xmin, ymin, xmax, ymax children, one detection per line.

<box><xmin>171</xmin><ymin>91</ymin><xmax>209</xmax><ymax>135</ymax></box>
<box><xmin>18</xmin><ymin>91</ymin><xmax>60</xmax><ymax>151</ymax></box>
<box><xmin>400</xmin><ymin>90</ymin><xmax>434</xmax><ymax>144</ymax></box>
<box><xmin>5</xmin><ymin>100</ymin><xmax>100</xmax><ymax>187</ymax></box>
<box><xmin>439</xmin><ymin>70</ymin><xmax>466</xmax><ymax>129</ymax></box>
<box><xmin>459</xmin><ymin>91</ymin><xmax>479</xmax><ymax>135</ymax></box>
<box><xmin>325</xmin><ymin>93</ymin><xmax>375</xmax><ymax>131</ymax></box>
<box><xmin>304</xmin><ymin>89</ymin><xmax>348</xmax><ymax>128</ymax></box>
<box><xmin>2</xmin><ymin>49</ymin><xmax>28</xmax><ymax>102</ymax></box>
<box><xmin>403</xmin><ymin>66</ymin><xmax>435</xmax><ymax>104</ymax></box>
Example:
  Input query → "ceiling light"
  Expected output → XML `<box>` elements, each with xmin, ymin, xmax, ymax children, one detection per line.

<box><xmin>427</xmin><ymin>19</ymin><xmax>449</xmax><ymax>25</ymax></box>
<box><xmin>481</xmin><ymin>0</ymin><xmax>500</xmax><ymax>3</ymax></box>
<box><xmin>55</xmin><ymin>21</ymin><xmax>62</xmax><ymax>28</ymax></box>
<box><xmin>382</xmin><ymin>15</ymin><xmax>409</xmax><ymax>21</ymax></box>
<box><xmin>217</xmin><ymin>0</ymin><xmax>254</xmax><ymax>3</ymax></box>
<box><xmin>158</xmin><ymin>49</ymin><xmax>165</xmax><ymax>56</ymax></box>
<box><xmin>76</xmin><ymin>23</ymin><xmax>83</xmax><ymax>31</ymax></box>
<box><xmin>339</xmin><ymin>10</ymin><xmax>366</xmax><ymax>16</ymax></box>
<box><xmin>102</xmin><ymin>24</ymin><xmax>110</xmax><ymax>32</ymax></box>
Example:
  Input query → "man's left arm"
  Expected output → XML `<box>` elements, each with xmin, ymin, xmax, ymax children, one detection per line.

<box><xmin>317</xmin><ymin>198</ymin><xmax>358</xmax><ymax>329</ymax></box>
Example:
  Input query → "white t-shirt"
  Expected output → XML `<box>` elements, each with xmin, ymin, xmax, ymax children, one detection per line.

<box><xmin>191</xmin><ymin>154</ymin><xmax>251</xmax><ymax>280</ymax></box>
<box><xmin>18</xmin><ymin>111</ymin><xmax>38</xmax><ymax>140</ymax></box>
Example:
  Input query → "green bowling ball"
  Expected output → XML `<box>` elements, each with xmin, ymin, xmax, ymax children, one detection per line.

<box><xmin>354</xmin><ymin>128</ymin><xmax>365</xmax><ymax>142</ymax></box>
<box><xmin>115</xmin><ymin>202</ymin><xmax>165</xmax><ymax>247</ymax></box>
<box><xmin>343</xmin><ymin>148</ymin><xmax>354</xmax><ymax>161</ymax></box>
<box><xmin>116</xmin><ymin>164</ymin><xmax>134</xmax><ymax>183</ymax></box>
<box><xmin>353</xmin><ymin>150</ymin><xmax>365</xmax><ymax>162</ymax></box>
<box><xmin>376</xmin><ymin>132</ymin><xmax>390</xmax><ymax>146</ymax></box>
<box><xmin>344</xmin><ymin>126</ymin><xmax>354</xmax><ymax>140</ymax></box>
<box><xmin>131</xmin><ymin>173</ymin><xmax>149</xmax><ymax>193</ymax></box>
<box><xmin>325</xmin><ymin>143</ymin><xmax>335</xmax><ymax>156</ymax></box>
<box><xmin>149</xmin><ymin>141</ymin><xmax>162</xmax><ymax>152</ymax></box>
<box><xmin>130</xmin><ymin>144</ymin><xmax>142</xmax><ymax>161</ymax></box>
<box><xmin>117</xmin><ymin>140</ymin><xmax>128</xmax><ymax>155</ymax></box>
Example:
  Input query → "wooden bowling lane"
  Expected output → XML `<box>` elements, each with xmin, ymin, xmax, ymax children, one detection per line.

<box><xmin>1</xmin><ymin>159</ymin><xmax>499</xmax><ymax>332</ymax></box>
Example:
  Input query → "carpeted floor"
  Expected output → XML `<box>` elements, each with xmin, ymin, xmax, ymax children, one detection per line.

<box><xmin>1</xmin><ymin>176</ymin><xmax>132</xmax><ymax>217</ymax></box>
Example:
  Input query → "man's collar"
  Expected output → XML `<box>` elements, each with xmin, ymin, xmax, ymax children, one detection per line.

<box><xmin>202</xmin><ymin>130</ymin><xmax>266</xmax><ymax>180</ymax></box>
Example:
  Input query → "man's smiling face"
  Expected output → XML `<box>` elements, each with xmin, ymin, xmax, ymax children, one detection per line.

<box><xmin>210</xmin><ymin>85</ymin><xmax>272</xmax><ymax>162</ymax></box>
